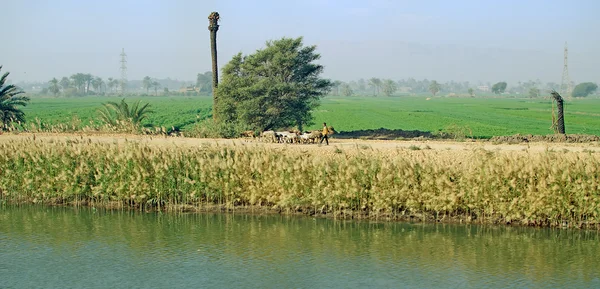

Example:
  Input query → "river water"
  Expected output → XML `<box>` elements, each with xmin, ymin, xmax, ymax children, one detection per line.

<box><xmin>1</xmin><ymin>205</ymin><xmax>598</xmax><ymax>288</ymax></box>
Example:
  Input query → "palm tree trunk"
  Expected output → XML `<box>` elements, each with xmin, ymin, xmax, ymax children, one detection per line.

<box><xmin>556</xmin><ymin>97</ymin><xmax>565</xmax><ymax>134</ymax></box>
<box><xmin>551</xmin><ymin>91</ymin><xmax>566</xmax><ymax>134</ymax></box>
<box><xmin>208</xmin><ymin>12</ymin><xmax>220</xmax><ymax>121</ymax></box>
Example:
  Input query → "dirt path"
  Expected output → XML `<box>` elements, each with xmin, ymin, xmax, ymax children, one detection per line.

<box><xmin>1</xmin><ymin>132</ymin><xmax>599</xmax><ymax>153</ymax></box>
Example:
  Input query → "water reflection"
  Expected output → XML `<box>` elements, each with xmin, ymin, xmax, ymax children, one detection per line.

<box><xmin>0</xmin><ymin>206</ymin><xmax>598</xmax><ymax>288</ymax></box>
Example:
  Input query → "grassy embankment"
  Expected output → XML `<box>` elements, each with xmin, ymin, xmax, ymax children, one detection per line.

<box><xmin>19</xmin><ymin>95</ymin><xmax>600</xmax><ymax>138</ymax></box>
<box><xmin>1</xmin><ymin>137</ymin><xmax>599</xmax><ymax>228</ymax></box>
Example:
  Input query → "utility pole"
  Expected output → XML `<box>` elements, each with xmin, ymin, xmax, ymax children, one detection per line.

<box><xmin>559</xmin><ymin>42</ymin><xmax>572</xmax><ymax>99</ymax></box>
<box><xmin>120</xmin><ymin>48</ymin><xmax>128</xmax><ymax>94</ymax></box>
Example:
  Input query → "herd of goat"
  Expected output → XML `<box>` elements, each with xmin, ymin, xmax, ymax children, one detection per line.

<box><xmin>240</xmin><ymin>128</ymin><xmax>336</xmax><ymax>144</ymax></box>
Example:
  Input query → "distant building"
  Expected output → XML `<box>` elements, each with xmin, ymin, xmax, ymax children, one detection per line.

<box><xmin>179</xmin><ymin>86</ymin><xmax>200</xmax><ymax>93</ymax></box>
<box><xmin>477</xmin><ymin>85</ymin><xmax>490</xmax><ymax>92</ymax></box>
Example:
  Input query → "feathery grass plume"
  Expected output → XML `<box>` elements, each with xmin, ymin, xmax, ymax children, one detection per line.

<box><xmin>0</xmin><ymin>138</ymin><xmax>599</xmax><ymax>229</ymax></box>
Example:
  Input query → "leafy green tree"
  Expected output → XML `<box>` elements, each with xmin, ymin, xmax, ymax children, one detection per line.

<box><xmin>0</xmin><ymin>66</ymin><xmax>30</xmax><ymax>129</ymax></box>
<box><xmin>142</xmin><ymin>76</ymin><xmax>152</xmax><ymax>93</ymax></box>
<box><xmin>48</xmin><ymin>78</ymin><xmax>60</xmax><ymax>96</ymax></box>
<box><xmin>341</xmin><ymin>83</ymin><xmax>354</xmax><ymax>96</ymax></box>
<box><xmin>528</xmin><ymin>87</ymin><xmax>540</xmax><ymax>98</ymax></box>
<box><xmin>492</xmin><ymin>82</ymin><xmax>507</xmax><ymax>94</ymax></box>
<box><xmin>97</xmin><ymin>98</ymin><xmax>153</xmax><ymax>127</ymax></box>
<box><xmin>428</xmin><ymin>80</ymin><xmax>440</xmax><ymax>96</ymax></box>
<box><xmin>382</xmin><ymin>79</ymin><xmax>397</xmax><ymax>96</ymax></box>
<box><xmin>216</xmin><ymin>37</ymin><xmax>332</xmax><ymax>131</ymax></box>
<box><xmin>59</xmin><ymin>77</ymin><xmax>70</xmax><ymax>91</ymax></box>
<box><xmin>368</xmin><ymin>78</ymin><xmax>381</xmax><ymax>96</ymax></box>
<box><xmin>196</xmin><ymin>72</ymin><xmax>213</xmax><ymax>95</ymax></box>
<box><xmin>468</xmin><ymin>88</ymin><xmax>475</xmax><ymax>97</ymax></box>
<box><xmin>572</xmin><ymin>82</ymin><xmax>598</xmax><ymax>98</ymax></box>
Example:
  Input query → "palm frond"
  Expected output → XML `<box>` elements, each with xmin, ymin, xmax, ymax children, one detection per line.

<box><xmin>0</xmin><ymin>68</ymin><xmax>29</xmax><ymax>129</ymax></box>
<box><xmin>0</xmin><ymin>72</ymin><xmax>8</xmax><ymax>88</ymax></box>
<box><xmin>97</xmin><ymin>98</ymin><xmax>152</xmax><ymax>129</ymax></box>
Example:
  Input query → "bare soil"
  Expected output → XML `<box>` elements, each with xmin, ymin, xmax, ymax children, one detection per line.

<box><xmin>1</xmin><ymin>132</ymin><xmax>599</xmax><ymax>153</ymax></box>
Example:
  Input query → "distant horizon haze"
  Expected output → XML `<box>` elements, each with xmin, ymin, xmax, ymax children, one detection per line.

<box><xmin>2</xmin><ymin>0</ymin><xmax>598</xmax><ymax>85</ymax></box>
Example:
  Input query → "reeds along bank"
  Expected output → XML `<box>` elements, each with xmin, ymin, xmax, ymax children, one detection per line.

<box><xmin>0</xmin><ymin>138</ymin><xmax>599</xmax><ymax>228</ymax></box>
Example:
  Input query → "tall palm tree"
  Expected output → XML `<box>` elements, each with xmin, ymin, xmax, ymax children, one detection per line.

<box><xmin>83</xmin><ymin>73</ymin><xmax>93</xmax><ymax>94</ymax></box>
<box><xmin>108</xmin><ymin>78</ymin><xmax>119</xmax><ymax>93</ymax></box>
<box><xmin>0</xmin><ymin>66</ymin><xmax>30</xmax><ymax>130</ymax></box>
<box><xmin>208</xmin><ymin>11</ymin><xmax>220</xmax><ymax>120</ymax></box>
<box><xmin>382</xmin><ymin>79</ymin><xmax>397</xmax><ymax>96</ymax></box>
<box><xmin>48</xmin><ymin>78</ymin><xmax>60</xmax><ymax>97</ymax></box>
<box><xmin>98</xmin><ymin>98</ymin><xmax>153</xmax><ymax>127</ymax></box>
<box><xmin>70</xmin><ymin>73</ymin><xmax>83</xmax><ymax>93</ymax></box>
<box><xmin>142</xmin><ymin>76</ymin><xmax>152</xmax><ymax>93</ymax></box>
<box><xmin>151</xmin><ymin>80</ymin><xmax>160</xmax><ymax>96</ymax></box>
<box><xmin>91</xmin><ymin>77</ymin><xmax>104</xmax><ymax>93</ymax></box>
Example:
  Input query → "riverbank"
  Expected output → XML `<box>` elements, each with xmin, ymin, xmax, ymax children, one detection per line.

<box><xmin>1</xmin><ymin>134</ymin><xmax>599</xmax><ymax>229</ymax></box>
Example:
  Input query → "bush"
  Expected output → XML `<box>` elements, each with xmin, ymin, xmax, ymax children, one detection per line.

<box><xmin>572</xmin><ymin>82</ymin><xmax>598</xmax><ymax>98</ymax></box>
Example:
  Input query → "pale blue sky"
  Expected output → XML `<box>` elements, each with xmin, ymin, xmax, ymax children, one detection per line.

<box><xmin>2</xmin><ymin>0</ymin><xmax>598</xmax><ymax>84</ymax></box>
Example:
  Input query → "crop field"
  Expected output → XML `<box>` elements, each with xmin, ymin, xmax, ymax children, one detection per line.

<box><xmin>21</xmin><ymin>95</ymin><xmax>600</xmax><ymax>138</ymax></box>
<box><xmin>20</xmin><ymin>96</ymin><xmax>214</xmax><ymax>132</ymax></box>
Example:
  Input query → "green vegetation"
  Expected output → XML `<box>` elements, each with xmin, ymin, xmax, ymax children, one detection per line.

<box><xmin>1</xmin><ymin>138</ymin><xmax>599</xmax><ymax>228</ymax></box>
<box><xmin>0</xmin><ymin>66</ymin><xmax>30</xmax><ymax>130</ymax></box>
<box><xmin>492</xmin><ymin>82</ymin><xmax>507</xmax><ymax>94</ymax></box>
<box><xmin>97</xmin><ymin>98</ymin><xmax>153</xmax><ymax>130</ymax></box>
<box><xmin>428</xmin><ymin>81</ymin><xmax>440</xmax><ymax>96</ymax></box>
<box><xmin>216</xmin><ymin>37</ymin><xmax>332</xmax><ymax>131</ymax></box>
<box><xmin>20</xmin><ymin>96</ymin><xmax>212</xmax><ymax>132</ymax></box>
<box><xmin>309</xmin><ymin>96</ymin><xmax>600</xmax><ymax>137</ymax></box>
<box><xmin>572</xmin><ymin>82</ymin><xmax>598</xmax><ymax>98</ymax></box>
<box><xmin>17</xmin><ymin>96</ymin><xmax>600</xmax><ymax>137</ymax></box>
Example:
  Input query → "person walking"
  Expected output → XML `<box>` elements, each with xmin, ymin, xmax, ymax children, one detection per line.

<box><xmin>320</xmin><ymin>122</ymin><xmax>330</xmax><ymax>145</ymax></box>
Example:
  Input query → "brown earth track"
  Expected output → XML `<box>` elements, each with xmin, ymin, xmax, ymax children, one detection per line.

<box><xmin>1</xmin><ymin>132</ymin><xmax>599</xmax><ymax>153</ymax></box>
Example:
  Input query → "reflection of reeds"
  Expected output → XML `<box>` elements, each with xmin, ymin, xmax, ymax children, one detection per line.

<box><xmin>3</xmin><ymin>206</ymin><xmax>599</xmax><ymax>286</ymax></box>
<box><xmin>1</xmin><ymin>138</ymin><xmax>599</xmax><ymax>228</ymax></box>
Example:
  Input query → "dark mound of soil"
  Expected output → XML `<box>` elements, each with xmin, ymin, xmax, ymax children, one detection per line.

<box><xmin>490</xmin><ymin>134</ymin><xmax>600</xmax><ymax>144</ymax></box>
<box><xmin>335</xmin><ymin>128</ymin><xmax>437</xmax><ymax>140</ymax></box>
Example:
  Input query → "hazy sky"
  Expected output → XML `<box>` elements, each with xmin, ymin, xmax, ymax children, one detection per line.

<box><xmin>2</xmin><ymin>0</ymin><xmax>599</xmax><ymax>84</ymax></box>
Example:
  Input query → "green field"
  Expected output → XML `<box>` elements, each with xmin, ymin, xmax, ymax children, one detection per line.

<box><xmin>21</xmin><ymin>95</ymin><xmax>600</xmax><ymax>138</ymax></box>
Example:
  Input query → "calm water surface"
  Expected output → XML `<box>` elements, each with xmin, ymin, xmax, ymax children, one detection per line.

<box><xmin>1</xmin><ymin>205</ymin><xmax>599</xmax><ymax>288</ymax></box>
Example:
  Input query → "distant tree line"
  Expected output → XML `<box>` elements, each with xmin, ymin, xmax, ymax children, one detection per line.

<box><xmin>32</xmin><ymin>71</ymin><xmax>217</xmax><ymax>97</ymax></box>
<box><xmin>326</xmin><ymin>78</ymin><xmax>598</xmax><ymax>98</ymax></box>
<box><xmin>17</xmin><ymin>74</ymin><xmax>598</xmax><ymax>99</ymax></box>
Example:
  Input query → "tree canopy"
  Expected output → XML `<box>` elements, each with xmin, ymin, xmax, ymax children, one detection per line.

<box><xmin>572</xmin><ymin>82</ymin><xmax>598</xmax><ymax>98</ymax></box>
<box><xmin>196</xmin><ymin>71</ymin><xmax>213</xmax><ymax>95</ymax></box>
<box><xmin>215</xmin><ymin>37</ymin><xmax>332</xmax><ymax>131</ymax></box>
<box><xmin>492</xmin><ymin>82</ymin><xmax>507</xmax><ymax>94</ymax></box>
<box><xmin>428</xmin><ymin>81</ymin><xmax>440</xmax><ymax>96</ymax></box>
